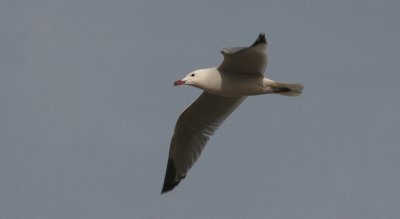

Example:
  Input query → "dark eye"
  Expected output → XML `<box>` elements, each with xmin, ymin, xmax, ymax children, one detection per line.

<box><xmin>191</xmin><ymin>74</ymin><xmax>195</xmax><ymax>77</ymax></box>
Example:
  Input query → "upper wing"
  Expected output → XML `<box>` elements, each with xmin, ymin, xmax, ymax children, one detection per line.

<box><xmin>161</xmin><ymin>92</ymin><xmax>246</xmax><ymax>193</ymax></box>
<box><xmin>218</xmin><ymin>33</ymin><xmax>268</xmax><ymax>76</ymax></box>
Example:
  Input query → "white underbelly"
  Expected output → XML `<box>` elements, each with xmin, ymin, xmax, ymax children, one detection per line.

<box><xmin>205</xmin><ymin>74</ymin><xmax>265</xmax><ymax>97</ymax></box>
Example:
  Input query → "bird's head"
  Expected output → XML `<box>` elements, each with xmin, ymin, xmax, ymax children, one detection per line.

<box><xmin>173</xmin><ymin>69</ymin><xmax>208</xmax><ymax>87</ymax></box>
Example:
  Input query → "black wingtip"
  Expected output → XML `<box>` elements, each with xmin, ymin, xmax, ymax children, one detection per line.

<box><xmin>161</xmin><ymin>159</ymin><xmax>181</xmax><ymax>194</ymax></box>
<box><xmin>251</xmin><ymin>33</ymin><xmax>267</xmax><ymax>47</ymax></box>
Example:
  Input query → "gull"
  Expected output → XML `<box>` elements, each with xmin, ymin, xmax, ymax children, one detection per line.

<box><xmin>161</xmin><ymin>33</ymin><xmax>303</xmax><ymax>193</ymax></box>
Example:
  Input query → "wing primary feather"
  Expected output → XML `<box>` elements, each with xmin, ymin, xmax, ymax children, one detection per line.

<box><xmin>161</xmin><ymin>159</ymin><xmax>181</xmax><ymax>194</ymax></box>
<box><xmin>250</xmin><ymin>33</ymin><xmax>267</xmax><ymax>47</ymax></box>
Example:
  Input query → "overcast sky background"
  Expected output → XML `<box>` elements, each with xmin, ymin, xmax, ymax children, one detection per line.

<box><xmin>1</xmin><ymin>0</ymin><xmax>400</xmax><ymax>218</ymax></box>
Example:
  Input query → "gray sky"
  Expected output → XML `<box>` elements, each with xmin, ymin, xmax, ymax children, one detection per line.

<box><xmin>1</xmin><ymin>0</ymin><xmax>400</xmax><ymax>218</ymax></box>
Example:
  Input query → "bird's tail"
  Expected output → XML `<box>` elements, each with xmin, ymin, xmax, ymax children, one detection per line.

<box><xmin>271</xmin><ymin>82</ymin><xmax>304</xmax><ymax>96</ymax></box>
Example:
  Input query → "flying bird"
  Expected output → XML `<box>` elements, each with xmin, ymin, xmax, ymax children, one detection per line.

<box><xmin>162</xmin><ymin>33</ymin><xmax>303</xmax><ymax>193</ymax></box>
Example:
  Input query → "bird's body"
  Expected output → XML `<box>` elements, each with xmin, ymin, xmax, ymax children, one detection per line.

<box><xmin>182</xmin><ymin>67</ymin><xmax>302</xmax><ymax>97</ymax></box>
<box><xmin>183</xmin><ymin>68</ymin><xmax>264</xmax><ymax>97</ymax></box>
<box><xmin>162</xmin><ymin>33</ymin><xmax>303</xmax><ymax>193</ymax></box>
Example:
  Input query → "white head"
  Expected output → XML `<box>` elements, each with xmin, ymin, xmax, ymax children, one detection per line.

<box><xmin>173</xmin><ymin>69</ymin><xmax>211</xmax><ymax>87</ymax></box>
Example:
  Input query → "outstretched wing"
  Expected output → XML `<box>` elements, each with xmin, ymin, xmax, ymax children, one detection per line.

<box><xmin>161</xmin><ymin>92</ymin><xmax>246</xmax><ymax>193</ymax></box>
<box><xmin>218</xmin><ymin>33</ymin><xmax>268</xmax><ymax>76</ymax></box>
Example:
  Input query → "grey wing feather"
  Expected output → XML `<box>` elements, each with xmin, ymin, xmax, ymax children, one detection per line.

<box><xmin>161</xmin><ymin>92</ymin><xmax>246</xmax><ymax>193</ymax></box>
<box><xmin>218</xmin><ymin>33</ymin><xmax>268</xmax><ymax>76</ymax></box>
